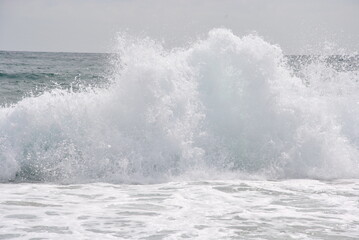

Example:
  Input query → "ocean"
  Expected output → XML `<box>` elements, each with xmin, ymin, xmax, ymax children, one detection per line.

<box><xmin>0</xmin><ymin>29</ymin><xmax>358</xmax><ymax>239</ymax></box>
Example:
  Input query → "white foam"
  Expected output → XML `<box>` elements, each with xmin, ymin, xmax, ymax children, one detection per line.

<box><xmin>0</xmin><ymin>29</ymin><xmax>358</xmax><ymax>183</ymax></box>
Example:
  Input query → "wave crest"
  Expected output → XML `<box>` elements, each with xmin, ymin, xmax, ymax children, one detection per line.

<box><xmin>1</xmin><ymin>29</ymin><xmax>358</xmax><ymax>183</ymax></box>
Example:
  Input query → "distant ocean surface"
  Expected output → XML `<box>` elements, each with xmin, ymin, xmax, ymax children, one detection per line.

<box><xmin>0</xmin><ymin>29</ymin><xmax>359</xmax><ymax>239</ymax></box>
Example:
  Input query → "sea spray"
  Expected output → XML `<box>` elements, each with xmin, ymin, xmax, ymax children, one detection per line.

<box><xmin>0</xmin><ymin>29</ymin><xmax>358</xmax><ymax>183</ymax></box>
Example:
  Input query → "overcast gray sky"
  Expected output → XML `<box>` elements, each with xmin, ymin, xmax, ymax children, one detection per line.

<box><xmin>0</xmin><ymin>0</ymin><xmax>358</xmax><ymax>54</ymax></box>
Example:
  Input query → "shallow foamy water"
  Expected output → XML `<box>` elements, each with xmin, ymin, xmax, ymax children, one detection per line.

<box><xmin>1</xmin><ymin>180</ymin><xmax>358</xmax><ymax>239</ymax></box>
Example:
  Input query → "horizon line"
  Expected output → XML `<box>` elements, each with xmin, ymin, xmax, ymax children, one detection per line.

<box><xmin>1</xmin><ymin>49</ymin><xmax>358</xmax><ymax>57</ymax></box>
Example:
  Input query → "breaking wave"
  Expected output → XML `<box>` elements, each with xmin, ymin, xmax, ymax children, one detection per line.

<box><xmin>1</xmin><ymin>29</ymin><xmax>359</xmax><ymax>183</ymax></box>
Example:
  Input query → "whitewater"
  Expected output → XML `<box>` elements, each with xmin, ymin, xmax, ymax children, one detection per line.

<box><xmin>0</xmin><ymin>29</ymin><xmax>358</xmax><ymax>239</ymax></box>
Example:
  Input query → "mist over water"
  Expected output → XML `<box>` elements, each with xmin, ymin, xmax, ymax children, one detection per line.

<box><xmin>1</xmin><ymin>29</ymin><xmax>359</xmax><ymax>183</ymax></box>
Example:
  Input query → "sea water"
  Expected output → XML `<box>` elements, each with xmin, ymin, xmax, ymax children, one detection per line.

<box><xmin>0</xmin><ymin>29</ymin><xmax>358</xmax><ymax>239</ymax></box>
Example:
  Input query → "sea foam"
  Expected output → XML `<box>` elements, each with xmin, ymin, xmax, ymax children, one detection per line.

<box><xmin>1</xmin><ymin>29</ymin><xmax>358</xmax><ymax>183</ymax></box>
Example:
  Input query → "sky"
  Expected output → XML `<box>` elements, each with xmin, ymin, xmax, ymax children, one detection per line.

<box><xmin>0</xmin><ymin>0</ymin><xmax>358</xmax><ymax>54</ymax></box>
